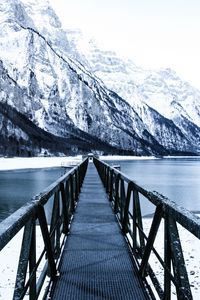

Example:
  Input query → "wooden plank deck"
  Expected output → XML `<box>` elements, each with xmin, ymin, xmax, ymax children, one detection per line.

<box><xmin>49</xmin><ymin>163</ymin><xmax>150</xmax><ymax>300</ymax></box>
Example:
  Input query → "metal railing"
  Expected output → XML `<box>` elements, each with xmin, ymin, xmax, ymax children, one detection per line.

<box><xmin>94</xmin><ymin>157</ymin><xmax>200</xmax><ymax>300</ymax></box>
<box><xmin>0</xmin><ymin>158</ymin><xmax>88</xmax><ymax>299</ymax></box>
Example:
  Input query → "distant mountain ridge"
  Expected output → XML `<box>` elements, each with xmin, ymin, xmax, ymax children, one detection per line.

<box><xmin>66</xmin><ymin>29</ymin><xmax>200</xmax><ymax>154</ymax></box>
<box><xmin>0</xmin><ymin>0</ymin><xmax>199</xmax><ymax>156</ymax></box>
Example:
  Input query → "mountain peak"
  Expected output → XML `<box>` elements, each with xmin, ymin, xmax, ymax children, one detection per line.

<box><xmin>65</xmin><ymin>28</ymin><xmax>200</xmax><ymax>153</ymax></box>
<box><xmin>157</xmin><ymin>67</ymin><xmax>179</xmax><ymax>80</ymax></box>
<box><xmin>0</xmin><ymin>0</ymin><xmax>35</xmax><ymax>33</ymax></box>
<box><xmin>0</xmin><ymin>1</ymin><xmax>199</xmax><ymax>156</ymax></box>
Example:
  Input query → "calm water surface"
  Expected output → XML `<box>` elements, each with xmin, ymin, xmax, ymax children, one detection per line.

<box><xmin>0</xmin><ymin>158</ymin><xmax>200</xmax><ymax>221</ymax></box>
<box><xmin>0</xmin><ymin>168</ymin><xmax>63</xmax><ymax>222</ymax></box>
<box><xmin>106</xmin><ymin>157</ymin><xmax>200</xmax><ymax>215</ymax></box>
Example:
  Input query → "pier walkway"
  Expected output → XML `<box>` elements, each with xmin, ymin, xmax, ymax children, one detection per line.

<box><xmin>49</xmin><ymin>163</ymin><xmax>150</xmax><ymax>299</ymax></box>
<box><xmin>0</xmin><ymin>156</ymin><xmax>198</xmax><ymax>299</ymax></box>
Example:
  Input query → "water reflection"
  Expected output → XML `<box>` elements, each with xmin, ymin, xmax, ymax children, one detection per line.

<box><xmin>0</xmin><ymin>168</ymin><xmax>63</xmax><ymax>222</ymax></box>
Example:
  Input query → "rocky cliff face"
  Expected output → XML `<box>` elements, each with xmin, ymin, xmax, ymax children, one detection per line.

<box><xmin>66</xmin><ymin>29</ymin><xmax>200</xmax><ymax>154</ymax></box>
<box><xmin>0</xmin><ymin>0</ymin><xmax>199</xmax><ymax>156</ymax></box>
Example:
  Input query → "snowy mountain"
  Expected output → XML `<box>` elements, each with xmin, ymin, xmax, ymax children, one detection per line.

<box><xmin>0</xmin><ymin>0</ymin><xmax>199</xmax><ymax>156</ymax></box>
<box><xmin>66</xmin><ymin>29</ymin><xmax>200</xmax><ymax>153</ymax></box>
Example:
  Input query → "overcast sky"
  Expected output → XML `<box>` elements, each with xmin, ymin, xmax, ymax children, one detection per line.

<box><xmin>49</xmin><ymin>0</ymin><xmax>200</xmax><ymax>89</ymax></box>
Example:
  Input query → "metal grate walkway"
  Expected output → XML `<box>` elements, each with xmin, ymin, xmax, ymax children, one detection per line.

<box><xmin>49</xmin><ymin>163</ymin><xmax>150</xmax><ymax>300</ymax></box>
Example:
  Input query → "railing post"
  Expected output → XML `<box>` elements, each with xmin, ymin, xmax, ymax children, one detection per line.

<box><xmin>120</xmin><ymin>179</ymin><xmax>125</xmax><ymax>223</ymax></box>
<box><xmin>133</xmin><ymin>190</ymin><xmax>145</xmax><ymax>254</ymax></box>
<box><xmin>49</xmin><ymin>191</ymin><xmax>59</xmax><ymax>258</ymax></box>
<box><xmin>37</xmin><ymin>205</ymin><xmax>57</xmax><ymax>280</ymax></box>
<box><xmin>167</xmin><ymin>216</ymin><xmax>192</xmax><ymax>299</ymax></box>
<box><xmin>55</xmin><ymin>192</ymin><xmax>61</xmax><ymax>258</ymax></box>
<box><xmin>77</xmin><ymin>166</ymin><xmax>80</xmax><ymax>193</ymax></box>
<box><xmin>103</xmin><ymin>165</ymin><xmax>107</xmax><ymax>184</ymax></box>
<box><xmin>164</xmin><ymin>215</ymin><xmax>171</xmax><ymax>300</ymax></box>
<box><xmin>106</xmin><ymin>167</ymin><xmax>110</xmax><ymax>193</ymax></box>
<box><xmin>29</xmin><ymin>220</ymin><xmax>36</xmax><ymax>300</ymax></box>
<box><xmin>114</xmin><ymin>174</ymin><xmax>120</xmax><ymax>213</ymax></box>
<box><xmin>60</xmin><ymin>182</ymin><xmax>69</xmax><ymax>234</ymax></box>
<box><xmin>13</xmin><ymin>220</ymin><xmax>35</xmax><ymax>299</ymax></box>
<box><xmin>74</xmin><ymin>169</ymin><xmax>78</xmax><ymax>201</ymax></box>
<box><xmin>140</xmin><ymin>205</ymin><xmax>163</xmax><ymax>277</ymax></box>
<box><xmin>70</xmin><ymin>174</ymin><xmax>75</xmax><ymax>213</ymax></box>
<box><xmin>122</xmin><ymin>182</ymin><xmax>133</xmax><ymax>233</ymax></box>
<box><xmin>109</xmin><ymin>169</ymin><xmax>114</xmax><ymax>201</ymax></box>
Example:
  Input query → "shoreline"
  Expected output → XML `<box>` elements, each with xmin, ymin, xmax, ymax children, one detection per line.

<box><xmin>0</xmin><ymin>156</ymin><xmax>82</xmax><ymax>171</ymax></box>
<box><xmin>0</xmin><ymin>155</ymin><xmax>156</xmax><ymax>171</ymax></box>
<box><xmin>0</xmin><ymin>155</ymin><xmax>199</xmax><ymax>171</ymax></box>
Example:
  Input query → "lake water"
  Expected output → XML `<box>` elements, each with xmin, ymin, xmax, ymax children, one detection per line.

<box><xmin>0</xmin><ymin>167</ymin><xmax>64</xmax><ymax>222</ymax></box>
<box><xmin>0</xmin><ymin>157</ymin><xmax>200</xmax><ymax>222</ymax></box>
<box><xmin>106</xmin><ymin>157</ymin><xmax>200</xmax><ymax>216</ymax></box>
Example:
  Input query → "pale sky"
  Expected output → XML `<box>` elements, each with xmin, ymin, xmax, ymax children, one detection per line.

<box><xmin>49</xmin><ymin>0</ymin><xmax>200</xmax><ymax>89</ymax></box>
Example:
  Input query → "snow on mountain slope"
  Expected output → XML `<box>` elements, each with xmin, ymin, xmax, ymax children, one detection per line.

<box><xmin>140</xmin><ymin>69</ymin><xmax>200</xmax><ymax>127</ymax></box>
<box><xmin>66</xmin><ymin>29</ymin><xmax>200</xmax><ymax>153</ymax></box>
<box><xmin>0</xmin><ymin>0</ymin><xmax>171</xmax><ymax>156</ymax></box>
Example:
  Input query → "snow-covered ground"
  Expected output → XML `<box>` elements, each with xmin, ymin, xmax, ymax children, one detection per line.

<box><xmin>0</xmin><ymin>156</ymin><xmax>83</xmax><ymax>171</ymax></box>
<box><xmin>0</xmin><ymin>156</ymin><xmax>200</xmax><ymax>299</ymax></box>
<box><xmin>0</xmin><ymin>155</ymin><xmax>158</xmax><ymax>171</ymax></box>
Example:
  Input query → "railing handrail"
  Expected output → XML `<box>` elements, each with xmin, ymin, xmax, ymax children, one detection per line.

<box><xmin>0</xmin><ymin>157</ymin><xmax>88</xmax><ymax>299</ymax></box>
<box><xmin>93</xmin><ymin>157</ymin><xmax>199</xmax><ymax>300</ymax></box>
